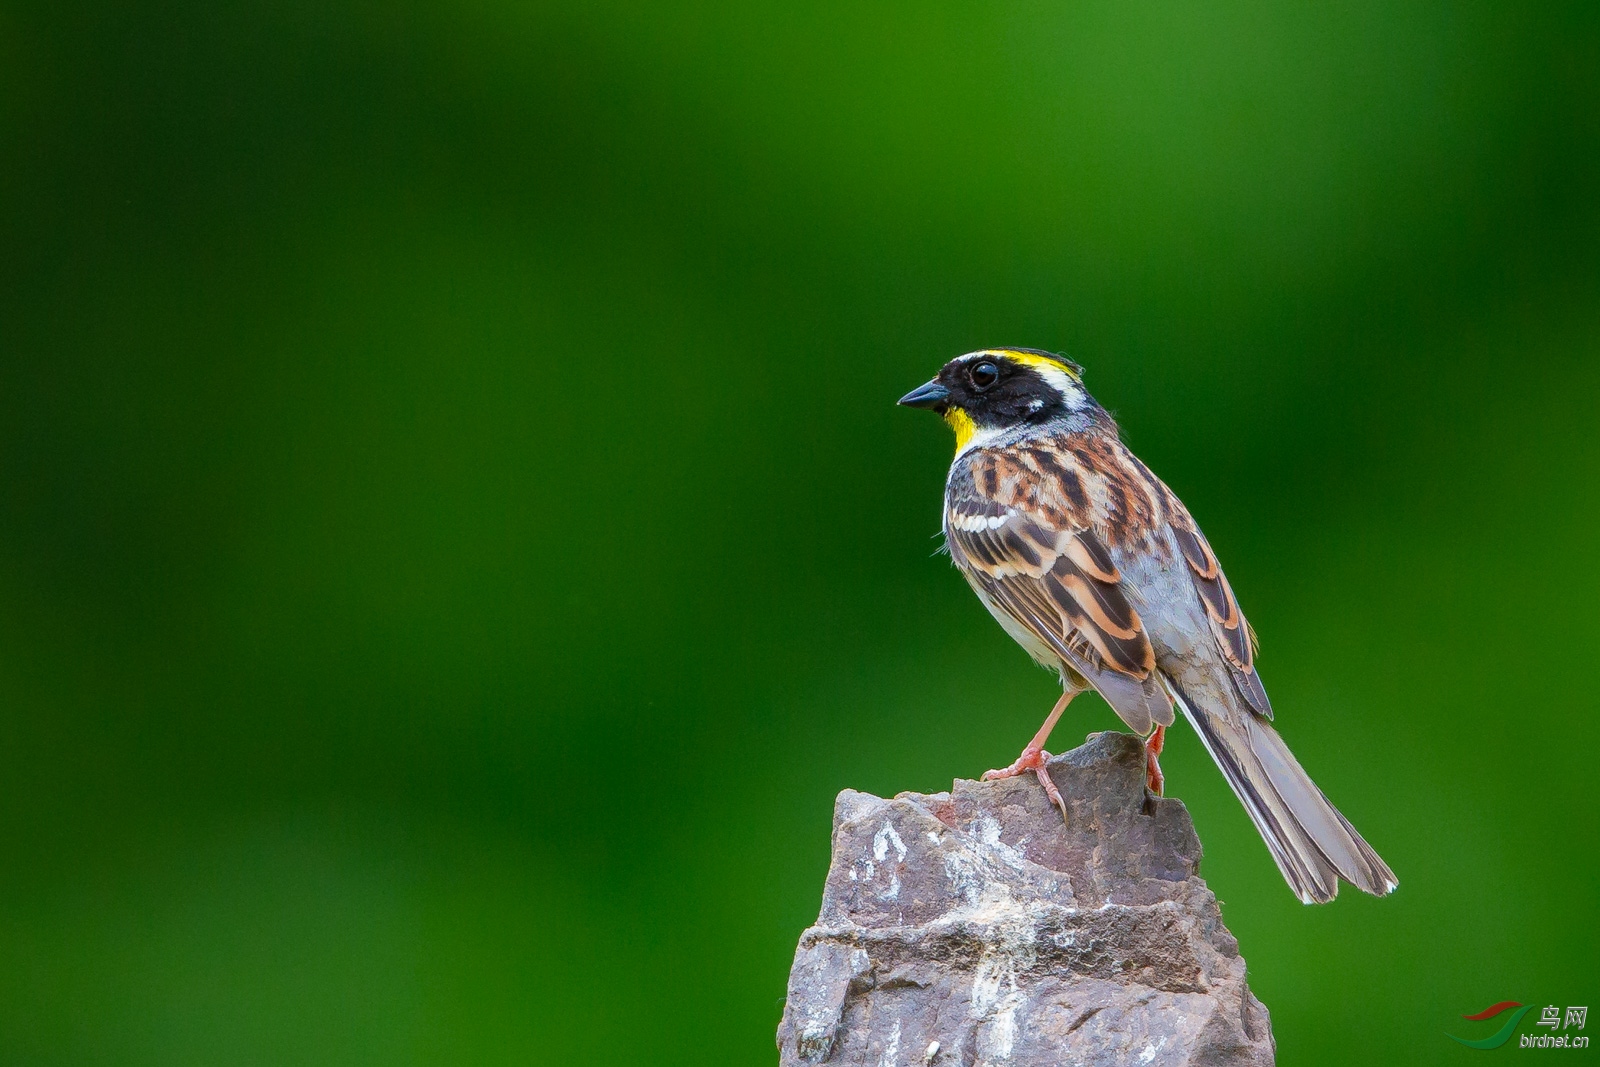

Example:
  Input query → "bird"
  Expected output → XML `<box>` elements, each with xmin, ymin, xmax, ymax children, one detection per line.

<box><xmin>898</xmin><ymin>348</ymin><xmax>1397</xmax><ymax>904</ymax></box>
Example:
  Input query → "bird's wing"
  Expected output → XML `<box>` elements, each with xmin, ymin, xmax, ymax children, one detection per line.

<box><xmin>945</xmin><ymin>449</ymin><xmax>1173</xmax><ymax>734</ymax></box>
<box><xmin>1161</xmin><ymin>499</ymin><xmax>1274</xmax><ymax>718</ymax></box>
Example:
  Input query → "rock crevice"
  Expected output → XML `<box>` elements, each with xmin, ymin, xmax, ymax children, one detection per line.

<box><xmin>777</xmin><ymin>731</ymin><xmax>1274</xmax><ymax>1066</ymax></box>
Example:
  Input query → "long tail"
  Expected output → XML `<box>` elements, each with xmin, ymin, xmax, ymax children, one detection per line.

<box><xmin>1167</xmin><ymin>677</ymin><xmax>1398</xmax><ymax>904</ymax></box>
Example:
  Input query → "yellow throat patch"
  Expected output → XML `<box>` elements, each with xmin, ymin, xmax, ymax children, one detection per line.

<box><xmin>943</xmin><ymin>406</ymin><xmax>977</xmax><ymax>452</ymax></box>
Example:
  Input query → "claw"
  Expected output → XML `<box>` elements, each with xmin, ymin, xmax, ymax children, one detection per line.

<box><xmin>1035</xmin><ymin>762</ymin><xmax>1069</xmax><ymax>823</ymax></box>
<box><xmin>981</xmin><ymin>690</ymin><xmax>1080</xmax><ymax>827</ymax></box>
<box><xmin>982</xmin><ymin>746</ymin><xmax>1069</xmax><ymax>824</ymax></box>
<box><xmin>981</xmin><ymin>748</ymin><xmax>1044</xmax><ymax>782</ymax></box>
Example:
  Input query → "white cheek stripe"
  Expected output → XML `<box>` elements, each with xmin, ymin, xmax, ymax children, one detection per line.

<box><xmin>1032</xmin><ymin>363</ymin><xmax>1080</xmax><ymax>397</ymax></box>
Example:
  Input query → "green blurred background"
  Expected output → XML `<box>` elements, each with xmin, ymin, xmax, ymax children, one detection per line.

<box><xmin>2</xmin><ymin>0</ymin><xmax>1597</xmax><ymax>1062</ymax></box>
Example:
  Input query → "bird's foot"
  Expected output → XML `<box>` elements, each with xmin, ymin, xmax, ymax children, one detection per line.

<box><xmin>982</xmin><ymin>747</ymin><xmax>1068</xmax><ymax>824</ymax></box>
<box><xmin>1145</xmin><ymin>723</ymin><xmax>1166</xmax><ymax>796</ymax></box>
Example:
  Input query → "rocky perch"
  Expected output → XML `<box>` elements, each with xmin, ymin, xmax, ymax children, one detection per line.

<box><xmin>776</xmin><ymin>732</ymin><xmax>1274</xmax><ymax>1067</ymax></box>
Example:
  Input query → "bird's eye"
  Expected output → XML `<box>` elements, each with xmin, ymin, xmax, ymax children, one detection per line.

<box><xmin>969</xmin><ymin>361</ymin><xmax>1000</xmax><ymax>390</ymax></box>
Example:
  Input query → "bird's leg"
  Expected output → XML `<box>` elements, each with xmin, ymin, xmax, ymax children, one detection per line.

<box><xmin>982</xmin><ymin>690</ymin><xmax>1078</xmax><ymax>822</ymax></box>
<box><xmin>1145</xmin><ymin>723</ymin><xmax>1166</xmax><ymax>796</ymax></box>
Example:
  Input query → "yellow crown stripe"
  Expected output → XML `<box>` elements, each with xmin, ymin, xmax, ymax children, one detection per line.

<box><xmin>993</xmin><ymin>349</ymin><xmax>1081</xmax><ymax>380</ymax></box>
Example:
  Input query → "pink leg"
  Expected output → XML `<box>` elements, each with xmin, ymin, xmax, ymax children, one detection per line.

<box><xmin>1145</xmin><ymin>723</ymin><xmax>1166</xmax><ymax>795</ymax></box>
<box><xmin>982</xmin><ymin>690</ymin><xmax>1078</xmax><ymax>821</ymax></box>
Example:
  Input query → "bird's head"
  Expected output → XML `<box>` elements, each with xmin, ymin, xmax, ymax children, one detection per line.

<box><xmin>898</xmin><ymin>348</ymin><xmax>1095</xmax><ymax>451</ymax></box>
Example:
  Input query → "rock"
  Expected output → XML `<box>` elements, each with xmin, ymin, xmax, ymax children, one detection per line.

<box><xmin>776</xmin><ymin>731</ymin><xmax>1275</xmax><ymax>1066</ymax></box>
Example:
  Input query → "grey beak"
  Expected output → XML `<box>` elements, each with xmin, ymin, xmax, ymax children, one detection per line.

<box><xmin>898</xmin><ymin>379</ymin><xmax>950</xmax><ymax>410</ymax></box>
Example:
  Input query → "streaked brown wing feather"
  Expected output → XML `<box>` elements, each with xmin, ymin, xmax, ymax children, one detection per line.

<box><xmin>946</xmin><ymin>449</ymin><xmax>1170</xmax><ymax>731</ymax></box>
<box><xmin>947</xmin><ymin>507</ymin><xmax>1154</xmax><ymax>677</ymax></box>
<box><xmin>980</xmin><ymin>575</ymin><xmax>1168</xmax><ymax>736</ymax></box>
<box><xmin>1170</xmin><ymin>524</ymin><xmax>1248</xmax><ymax>666</ymax></box>
<box><xmin>1165</xmin><ymin>511</ymin><xmax>1272</xmax><ymax>718</ymax></box>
